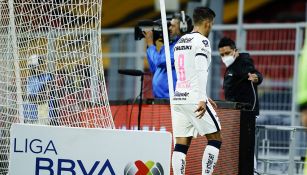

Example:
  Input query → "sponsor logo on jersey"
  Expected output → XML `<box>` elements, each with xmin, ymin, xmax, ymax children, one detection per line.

<box><xmin>173</xmin><ymin>91</ymin><xmax>190</xmax><ymax>101</ymax></box>
<box><xmin>202</xmin><ymin>40</ymin><xmax>209</xmax><ymax>47</ymax></box>
<box><xmin>174</xmin><ymin>91</ymin><xmax>190</xmax><ymax>97</ymax></box>
<box><xmin>174</xmin><ymin>45</ymin><xmax>192</xmax><ymax>51</ymax></box>
<box><xmin>178</xmin><ymin>37</ymin><xmax>194</xmax><ymax>43</ymax></box>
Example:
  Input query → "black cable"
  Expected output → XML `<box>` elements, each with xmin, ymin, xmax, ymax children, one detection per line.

<box><xmin>111</xmin><ymin>81</ymin><xmax>152</xmax><ymax>128</ymax></box>
<box><xmin>127</xmin><ymin>85</ymin><xmax>153</xmax><ymax>129</ymax></box>
<box><xmin>128</xmin><ymin>94</ymin><xmax>139</xmax><ymax>129</ymax></box>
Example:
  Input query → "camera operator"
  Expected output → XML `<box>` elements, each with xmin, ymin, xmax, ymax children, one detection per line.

<box><xmin>143</xmin><ymin>12</ymin><xmax>192</xmax><ymax>98</ymax></box>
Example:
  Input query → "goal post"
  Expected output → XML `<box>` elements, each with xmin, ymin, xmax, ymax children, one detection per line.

<box><xmin>9</xmin><ymin>0</ymin><xmax>24</xmax><ymax>124</ymax></box>
<box><xmin>0</xmin><ymin>0</ymin><xmax>113</xmax><ymax>174</ymax></box>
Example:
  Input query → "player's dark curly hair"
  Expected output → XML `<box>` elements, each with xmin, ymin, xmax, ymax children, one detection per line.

<box><xmin>193</xmin><ymin>7</ymin><xmax>216</xmax><ymax>25</ymax></box>
<box><xmin>218</xmin><ymin>37</ymin><xmax>237</xmax><ymax>49</ymax></box>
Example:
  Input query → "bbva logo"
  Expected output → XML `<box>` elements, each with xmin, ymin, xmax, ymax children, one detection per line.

<box><xmin>124</xmin><ymin>160</ymin><xmax>164</xmax><ymax>175</ymax></box>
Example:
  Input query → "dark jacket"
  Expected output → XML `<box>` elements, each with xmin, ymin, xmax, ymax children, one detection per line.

<box><xmin>223</xmin><ymin>53</ymin><xmax>263</xmax><ymax>115</ymax></box>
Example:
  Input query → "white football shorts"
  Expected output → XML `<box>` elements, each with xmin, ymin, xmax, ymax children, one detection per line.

<box><xmin>171</xmin><ymin>103</ymin><xmax>221</xmax><ymax>138</ymax></box>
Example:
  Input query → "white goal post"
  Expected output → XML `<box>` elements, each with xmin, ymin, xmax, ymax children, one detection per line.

<box><xmin>0</xmin><ymin>0</ymin><xmax>113</xmax><ymax>174</ymax></box>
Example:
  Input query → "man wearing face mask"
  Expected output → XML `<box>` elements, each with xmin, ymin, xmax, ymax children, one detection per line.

<box><xmin>218</xmin><ymin>37</ymin><xmax>263</xmax><ymax>116</ymax></box>
<box><xmin>219</xmin><ymin>37</ymin><xmax>262</xmax><ymax>174</ymax></box>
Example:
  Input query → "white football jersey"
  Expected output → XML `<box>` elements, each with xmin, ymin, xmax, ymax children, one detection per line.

<box><xmin>173</xmin><ymin>32</ymin><xmax>211</xmax><ymax>104</ymax></box>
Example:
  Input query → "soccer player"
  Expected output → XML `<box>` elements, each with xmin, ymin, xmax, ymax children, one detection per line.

<box><xmin>144</xmin><ymin>12</ymin><xmax>192</xmax><ymax>98</ymax></box>
<box><xmin>171</xmin><ymin>7</ymin><xmax>222</xmax><ymax>175</ymax></box>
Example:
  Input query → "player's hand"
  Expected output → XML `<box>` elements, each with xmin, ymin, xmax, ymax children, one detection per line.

<box><xmin>143</xmin><ymin>31</ymin><xmax>154</xmax><ymax>46</ymax></box>
<box><xmin>195</xmin><ymin>101</ymin><xmax>206</xmax><ymax>119</ymax></box>
<box><xmin>248</xmin><ymin>73</ymin><xmax>258</xmax><ymax>83</ymax></box>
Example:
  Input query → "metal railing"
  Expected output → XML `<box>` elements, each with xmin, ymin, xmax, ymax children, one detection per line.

<box><xmin>256</xmin><ymin>125</ymin><xmax>307</xmax><ymax>175</ymax></box>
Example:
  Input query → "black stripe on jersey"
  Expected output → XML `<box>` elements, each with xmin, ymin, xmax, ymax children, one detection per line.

<box><xmin>206</xmin><ymin>105</ymin><xmax>220</xmax><ymax>131</ymax></box>
<box><xmin>190</xmin><ymin>31</ymin><xmax>201</xmax><ymax>34</ymax></box>
<box><xmin>196</xmin><ymin>53</ymin><xmax>208</xmax><ymax>58</ymax></box>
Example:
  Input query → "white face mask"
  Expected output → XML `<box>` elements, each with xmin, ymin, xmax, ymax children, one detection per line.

<box><xmin>222</xmin><ymin>55</ymin><xmax>235</xmax><ymax>67</ymax></box>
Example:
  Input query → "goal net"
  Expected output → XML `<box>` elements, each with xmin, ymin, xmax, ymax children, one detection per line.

<box><xmin>0</xmin><ymin>0</ymin><xmax>113</xmax><ymax>173</ymax></box>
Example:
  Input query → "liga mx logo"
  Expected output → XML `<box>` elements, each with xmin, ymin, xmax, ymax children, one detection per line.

<box><xmin>124</xmin><ymin>160</ymin><xmax>164</xmax><ymax>175</ymax></box>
